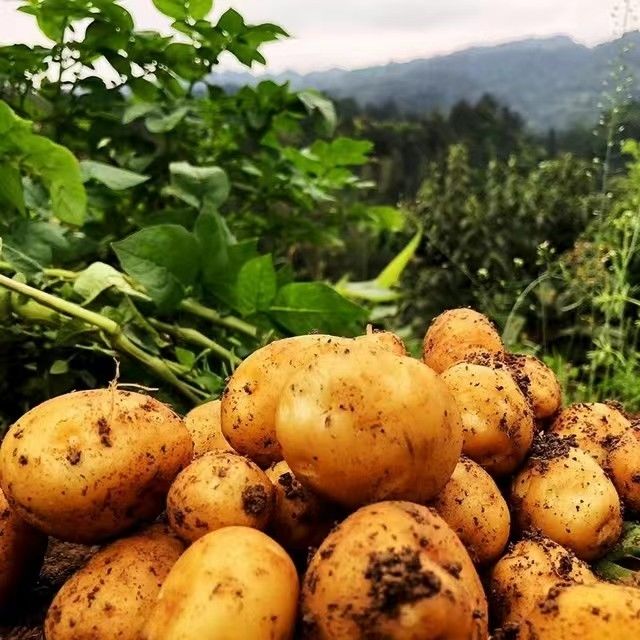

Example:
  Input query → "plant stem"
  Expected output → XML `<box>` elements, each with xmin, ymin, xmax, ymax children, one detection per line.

<box><xmin>179</xmin><ymin>298</ymin><xmax>258</xmax><ymax>338</ymax></box>
<box><xmin>150</xmin><ymin>318</ymin><xmax>241</xmax><ymax>365</ymax></box>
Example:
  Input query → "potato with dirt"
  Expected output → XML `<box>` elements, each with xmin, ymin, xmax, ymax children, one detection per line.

<box><xmin>265</xmin><ymin>460</ymin><xmax>336</xmax><ymax>552</ymax></box>
<box><xmin>422</xmin><ymin>308</ymin><xmax>504</xmax><ymax>373</ymax></box>
<box><xmin>184</xmin><ymin>399</ymin><xmax>233</xmax><ymax>458</ymax></box>
<box><xmin>167</xmin><ymin>450</ymin><xmax>274</xmax><ymax>544</ymax></box>
<box><xmin>44</xmin><ymin>524</ymin><xmax>184</xmax><ymax>640</ymax></box>
<box><xmin>441</xmin><ymin>362</ymin><xmax>534</xmax><ymax>475</ymax></box>
<box><xmin>142</xmin><ymin>526</ymin><xmax>298</xmax><ymax>640</ymax></box>
<box><xmin>549</xmin><ymin>402</ymin><xmax>630</xmax><ymax>465</ymax></box>
<box><xmin>0</xmin><ymin>389</ymin><xmax>193</xmax><ymax>543</ymax></box>
<box><xmin>355</xmin><ymin>326</ymin><xmax>407</xmax><ymax>355</ymax></box>
<box><xmin>0</xmin><ymin>486</ymin><xmax>47</xmax><ymax>609</ymax></box>
<box><xmin>432</xmin><ymin>456</ymin><xmax>510</xmax><ymax>564</ymax></box>
<box><xmin>276</xmin><ymin>346</ymin><xmax>463</xmax><ymax>507</ymax></box>
<box><xmin>512</xmin><ymin>434</ymin><xmax>623</xmax><ymax>560</ymax></box>
<box><xmin>607</xmin><ymin>424</ymin><xmax>640</xmax><ymax>512</ymax></box>
<box><xmin>221</xmin><ymin>334</ymin><xmax>351</xmax><ymax>467</ymax></box>
<box><xmin>301</xmin><ymin>501</ymin><xmax>488</xmax><ymax>639</ymax></box>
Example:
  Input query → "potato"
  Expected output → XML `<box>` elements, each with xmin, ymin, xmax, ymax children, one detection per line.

<box><xmin>184</xmin><ymin>399</ymin><xmax>233</xmax><ymax>458</ymax></box>
<box><xmin>301</xmin><ymin>501</ymin><xmax>488</xmax><ymax>639</ymax></box>
<box><xmin>512</xmin><ymin>435</ymin><xmax>623</xmax><ymax>560</ymax></box>
<box><xmin>516</xmin><ymin>582</ymin><xmax>640</xmax><ymax>640</ymax></box>
<box><xmin>276</xmin><ymin>346</ymin><xmax>463</xmax><ymax>508</ymax></box>
<box><xmin>549</xmin><ymin>402</ymin><xmax>631</xmax><ymax>465</ymax></box>
<box><xmin>607</xmin><ymin>424</ymin><xmax>640</xmax><ymax>512</ymax></box>
<box><xmin>265</xmin><ymin>460</ymin><xmax>335</xmax><ymax>552</ymax></box>
<box><xmin>432</xmin><ymin>456</ymin><xmax>510</xmax><ymax>564</ymax></box>
<box><xmin>490</xmin><ymin>536</ymin><xmax>597</xmax><ymax>628</ymax></box>
<box><xmin>505</xmin><ymin>353</ymin><xmax>562</xmax><ymax>419</ymax></box>
<box><xmin>167</xmin><ymin>451</ymin><xmax>274</xmax><ymax>544</ymax></box>
<box><xmin>441</xmin><ymin>362</ymin><xmax>534</xmax><ymax>475</ymax></box>
<box><xmin>355</xmin><ymin>326</ymin><xmax>407</xmax><ymax>355</ymax></box>
<box><xmin>0</xmin><ymin>486</ymin><xmax>47</xmax><ymax>608</ymax></box>
<box><xmin>221</xmin><ymin>335</ymin><xmax>351</xmax><ymax>466</ymax></box>
<box><xmin>0</xmin><ymin>389</ymin><xmax>192</xmax><ymax>543</ymax></box>
<box><xmin>44</xmin><ymin>524</ymin><xmax>184</xmax><ymax>640</ymax></box>
<box><xmin>142</xmin><ymin>526</ymin><xmax>298</xmax><ymax>640</ymax></box>
<box><xmin>422</xmin><ymin>308</ymin><xmax>504</xmax><ymax>373</ymax></box>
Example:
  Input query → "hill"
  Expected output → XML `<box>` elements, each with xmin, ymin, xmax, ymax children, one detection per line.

<box><xmin>214</xmin><ymin>32</ymin><xmax>640</xmax><ymax>130</ymax></box>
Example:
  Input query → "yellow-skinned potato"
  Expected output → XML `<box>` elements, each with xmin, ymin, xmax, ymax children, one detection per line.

<box><xmin>432</xmin><ymin>456</ymin><xmax>510</xmax><ymax>564</ymax></box>
<box><xmin>221</xmin><ymin>335</ymin><xmax>351</xmax><ymax>467</ymax></box>
<box><xmin>516</xmin><ymin>583</ymin><xmax>640</xmax><ymax>640</ymax></box>
<box><xmin>142</xmin><ymin>526</ymin><xmax>299</xmax><ymax>640</ymax></box>
<box><xmin>0</xmin><ymin>486</ymin><xmax>47</xmax><ymax>608</ymax></box>
<box><xmin>490</xmin><ymin>536</ymin><xmax>597</xmax><ymax>628</ymax></box>
<box><xmin>265</xmin><ymin>460</ymin><xmax>335</xmax><ymax>552</ymax></box>
<box><xmin>422</xmin><ymin>308</ymin><xmax>504</xmax><ymax>373</ymax></box>
<box><xmin>549</xmin><ymin>402</ymin><xmax>630</xmax><ymax>465</ymax></box>
<box><xmin>301</xmin><ymin>501</ymin><xmax>488</xmax><ymax>639</ymax></box>
<box><xmin>184</xmin><ymin>399</ymin><xmax>233</xmax><ymax>458</ymax></box>
<box><xmin>0</xmin><ymin>389</ymin><xmax>192</xmax><ymax>543</ymax></box>
<box><xmin>441</xmin><ymin>363</ymin><xmax>534</xmax><ymax>475</ymax></box>
<box><xmin>355</xmin><ymin>326</ymin><xmax>407</xmax><ymax>356</ymax></box>
<box><xmin>44</xmin><ymin>524</ymin><xmax>184</xmax><ymax>640</ymax></box>
<box><xmin>607</xmin><ymin>424</ymin><xmax>640</xmax><ymax>512</ymax></box>
<box><xmin>167</xmin><ymin>451</ymin><xmax>274</xmax><ymax>544</ymax></box>
<box><xmin>276</xmin><ymin>347</ymin><xmax>463</xmax><ymax>507</ymax></box>
<box><xmin>505</xmin><ymin>353</ymin><xmax>562</xmax><ymax>419</ymax></box>
<box><xmin>512</xmin><ymin>435</ymin><xmax>623</xmax><ymax>560</ymax></box>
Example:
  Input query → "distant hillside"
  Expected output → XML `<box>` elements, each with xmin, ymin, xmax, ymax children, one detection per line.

<box><xmin>214</xmin><ymin>33</ymin><xmax>640</xmax><ymax>130</ymax></box>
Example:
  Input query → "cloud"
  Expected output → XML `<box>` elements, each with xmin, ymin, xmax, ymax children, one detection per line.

<box><xmin>0</xmin><ymin>0</ymin><xmax>623</xmax><ymax>72</ymax></box>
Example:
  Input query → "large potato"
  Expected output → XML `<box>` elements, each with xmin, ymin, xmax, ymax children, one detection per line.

<box><xmin>44</xmin><ymin>524</ymin><xmax>184</xmax><ymax>640</ymax></box>
<box><xmin>276</xmin><ymin>347</ymin><xmax>463</xmax><ymax>507</ymax></box>
<box><xmin>432</xmin><ymin>457</ymin><xmax>510</xmax><ymax>564</ymax></box>
<box><xmin>441</xmin><ymin>362</ymin><xmax>534</xmax><ymax>475</ymax></box>
<box><xmin>422</xmin><ymin>308</ymin><xmax>504</xmax><ymax>373</ymax></box>
<box><xmin>167</xmin><ymin>451</ymin><xmax>274</xmax><ymax>543</ymax></box>
<box><xmin>490</xmin><ymin>536</ymin><xmax>597</xmax><ymax>628</ymax></box>
<box><xmin>512</xmin><ymin>435</ymin><xmax>623</xmax><ymax>560</ymax></box>
<box><xmin>221</xmin><ymin>335</ymin><xmax>351</xmax><ymax>466</ymax></box>
<box><xmin>505</xmin><ymin>353</ymin><xmax>562</xmax><ymax>419</ymax></box>
<box><xmin>301</xmin><ymin>501</ymin><xmax>488</xmax><ymax>639</ymax></box>
<box><xmin>142</xmin><ymin>526</ymin><xmax>298</xmax><ymax>640</ymax></box>
<box><xmin>0</xmin><ymin>486</ymin><xmax>47</xmax><ymax>608</ymax></box>
<box><xmin>184</xmin><ymin>399</ymin><xmax>232</xmax><ymax>458</ymax></box>
<box><xmin>549</xmin><ymin>402</ymin><xmax>630</xmax><ymax>465</ymax></box>
<box><xmin>0</xmin><ymin>389</ymin><xmax>193</xmax><ymax>542</ymax></box>
<box><xmin>265</xmin><ymin>460</ymin><xmax>335</xmax><ymax>552</ymax></box>
<box><xmin>607</xmin><ymin>424</ymin><xmax>640</xmax><ymax>512</ymax></box>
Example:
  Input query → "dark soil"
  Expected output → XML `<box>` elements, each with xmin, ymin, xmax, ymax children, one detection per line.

<box><xmin>0</xmin><ymin>539</ymin><xmax>98</xmax><ymax>640</ymax></box>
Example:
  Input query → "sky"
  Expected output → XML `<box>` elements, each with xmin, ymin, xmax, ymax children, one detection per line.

<box><xmin>0</xmin><ymin>0</ymin><xmax>627</xmax><ymax>73</ymax></box>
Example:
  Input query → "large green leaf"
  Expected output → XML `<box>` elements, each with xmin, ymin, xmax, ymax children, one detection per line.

<box><xmin>194</xmin><ymin>209</ymin><xmax>234</xmax><ymax>286</ymax></box>
<box><xmin>376</xmin><ymin>227</ymin><xmax>422</xmax><ymax>288</ymax></box>
<box><xmin>4</xmin><ymin>220</ymin><xmax>68</xmax><ymax>267</ymax></box>
<box><xmin>81</xmin><ymin>160</ymin><xmax>149</xmax><ymax>190</ymax></box>
<box><xmin>234</xmin><ymin>254</ymin><xmax>277</xmax><ymax>316</ymax></box>
<box><xmin>189</xmin><ymin>0</ymin><xmax>213</xmax><ymax>20</ymax></box>
<box><xmin>112</xmin><ymin>225</ymin><xmax>200</xmax><ymax>311</ymax></box>
<box><xmin>145</xmin><ymin>106</ymin><xmax>189</xmax><ymax>133</ymax></box>
<box><xmin>298</xmin><ymin>90</ymin><xmax>337</xmax><ymax>135</ymax></box>
<box><xmin>0</xmin><ymin>164</ymin><xmax>25</xmax><ymax>214</ymax></box>
<box><xmin>74</xmin><ymin>262</ymin><xmax>149</xmax><ymax>304</ymax></box>
<box><xmin>152</xmin><ymin>0</ymin><xmax>187</xmax><ymax>19</ymax></box>
<box><xmin>169</xmin><ymin>162</ymin><xmax>230</xmax><ymax>209</ymax></box>
<box><xmin>270</xmin><ymin>283</ymin><xmax>368</xmax><ymax>336</ymax></box>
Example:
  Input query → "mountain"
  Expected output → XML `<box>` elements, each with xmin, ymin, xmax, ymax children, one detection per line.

<box><xmin>212</xmin><ymin>33</ymin><xmax>640</xmax><ymax>130</ymax></box>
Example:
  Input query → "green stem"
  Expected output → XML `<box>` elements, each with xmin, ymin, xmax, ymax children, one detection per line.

<box><xmin>179</xmin><ymin>299</ymin><xmax>258</xmax><ymax>338</ymax></box>
<box><xmin>150</xmin><ymin>318</ymin><xmax>241</xmax><ymax>365</ymax></box>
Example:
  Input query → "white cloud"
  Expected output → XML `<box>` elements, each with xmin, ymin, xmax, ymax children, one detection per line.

<box><xmin>0</xmin><ymin>0</ymin><xmax>625</xmax><ymax>72</ymax></box>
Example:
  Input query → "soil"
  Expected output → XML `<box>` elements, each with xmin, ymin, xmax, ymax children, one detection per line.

<box><xmin>0</xmin><ymin>539</ymin><xmax>98</xmax><ymax>640</ymax></box>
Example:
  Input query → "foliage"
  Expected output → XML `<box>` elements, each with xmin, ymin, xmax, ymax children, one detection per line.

<box><xmin>0</xmin><ymin>0</ymin><xmax>393</xmax><ymax>426</ymax></box>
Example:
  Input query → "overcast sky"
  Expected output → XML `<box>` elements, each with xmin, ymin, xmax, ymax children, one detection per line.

<box><xmin>0</xmin><ymin>0</ymin><xmax>626</xmax><ymax>73</ymax></box>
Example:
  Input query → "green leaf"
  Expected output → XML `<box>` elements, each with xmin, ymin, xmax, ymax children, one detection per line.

<box><xmin>80</xmin><ymin>160</ymin><xmax>149</xmax><ymax>190</ymax></box>
<box><xmin>376</xmin><ymin>227</ymin><xmax>422</xmax><ymax>288</ymax></box>
<box><xmin>145</xmin><ymin>106</ymin><xmax>189</xmax><ymax>133</ymax></box>
<box><xmin>5</xmin><ymin>220</ymin><xmax>68</xmax><ymax>267</ymax></box>
<box><xmin>366</xmin><ymin>206</ymin><xmax>407</xmax><ymax>233</ymax></box>
<box><xmin>189</xmin><ymin>0</ymin><xmax>213</xmax><ymax>20</ymax></box>
<box><xmin>128</xmin><ymin>77</ymin><xmax>159</xmax><ymax>102</ymax></box>
<box><xmin>195</xmin><ymin>208</ymin><xmax>233</xmax><ymax>285</ymax></box>
<box><xmin>169</xmin><ymin>162</ymin><xmax>230</xmax><ymax>209</ymax></box>
<box><xmin>335</xmin><ymin>279</ymin><xmax>401</xmax><ymax>303</ymax></box>
<box><xmin>74</xmin><ymin>262</ymin><xmax>149</xmax><ymax>304</ymax></box>
<box><xmin>270</xmin><ymin>283</ymin><xmax>368</xmax><ymax>336</ymax></box>
<box><xmin>234</xmin><ymin>254</ymin><xmax>277</xmax><ymax>315</ymax></box>
<box><xmin>112</xmin><ymin>225</ymin><xmax>200</xmax><ymax>311</ymax></box>
<box><xmin>152</xmin><ymin>0</ymin><xmax>187</xmax><ymax>19</ymax></box>
<box><xmin>175</xmin><ymin>346</ymin><xmax>196</xmax><ymax>368</ymax></box>
<box><xmin>123</xmin><ymin>102</ymin><xmax>158</xmax><ymax>125</ymax></box>
<box><xmin>2</xmin><ymin>242</ymin><xmax>43</xmax><ymax>277</ymax></box>
<box><xmin>298</xmin><ymin>90</ymin><xmax>337</xmax><ymax>135</ymax></box>
<box><xmin>49</xmin><ymin>360</ymin><xmax>69</xmax><ymax>375</ymax></box>
<box><xmin>218</xmin><ymin>8</ymin><xmax>244</xmax><ymax>35</ymax></box>
<box><xmin>311</xmin><ymin>137</ymin><xmax>373</xmax><ymax>167</ymax></box>
<box><xmin>0</xmin><ymin>163</ymin><xmax>25</xmax><ymax>214</ymax></box>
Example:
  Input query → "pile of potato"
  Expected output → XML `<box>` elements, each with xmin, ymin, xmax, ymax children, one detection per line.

<box><xmin>0</xmin><ymin>308</ymin><xmax>639</xmax><ymax>639</ymax></box>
